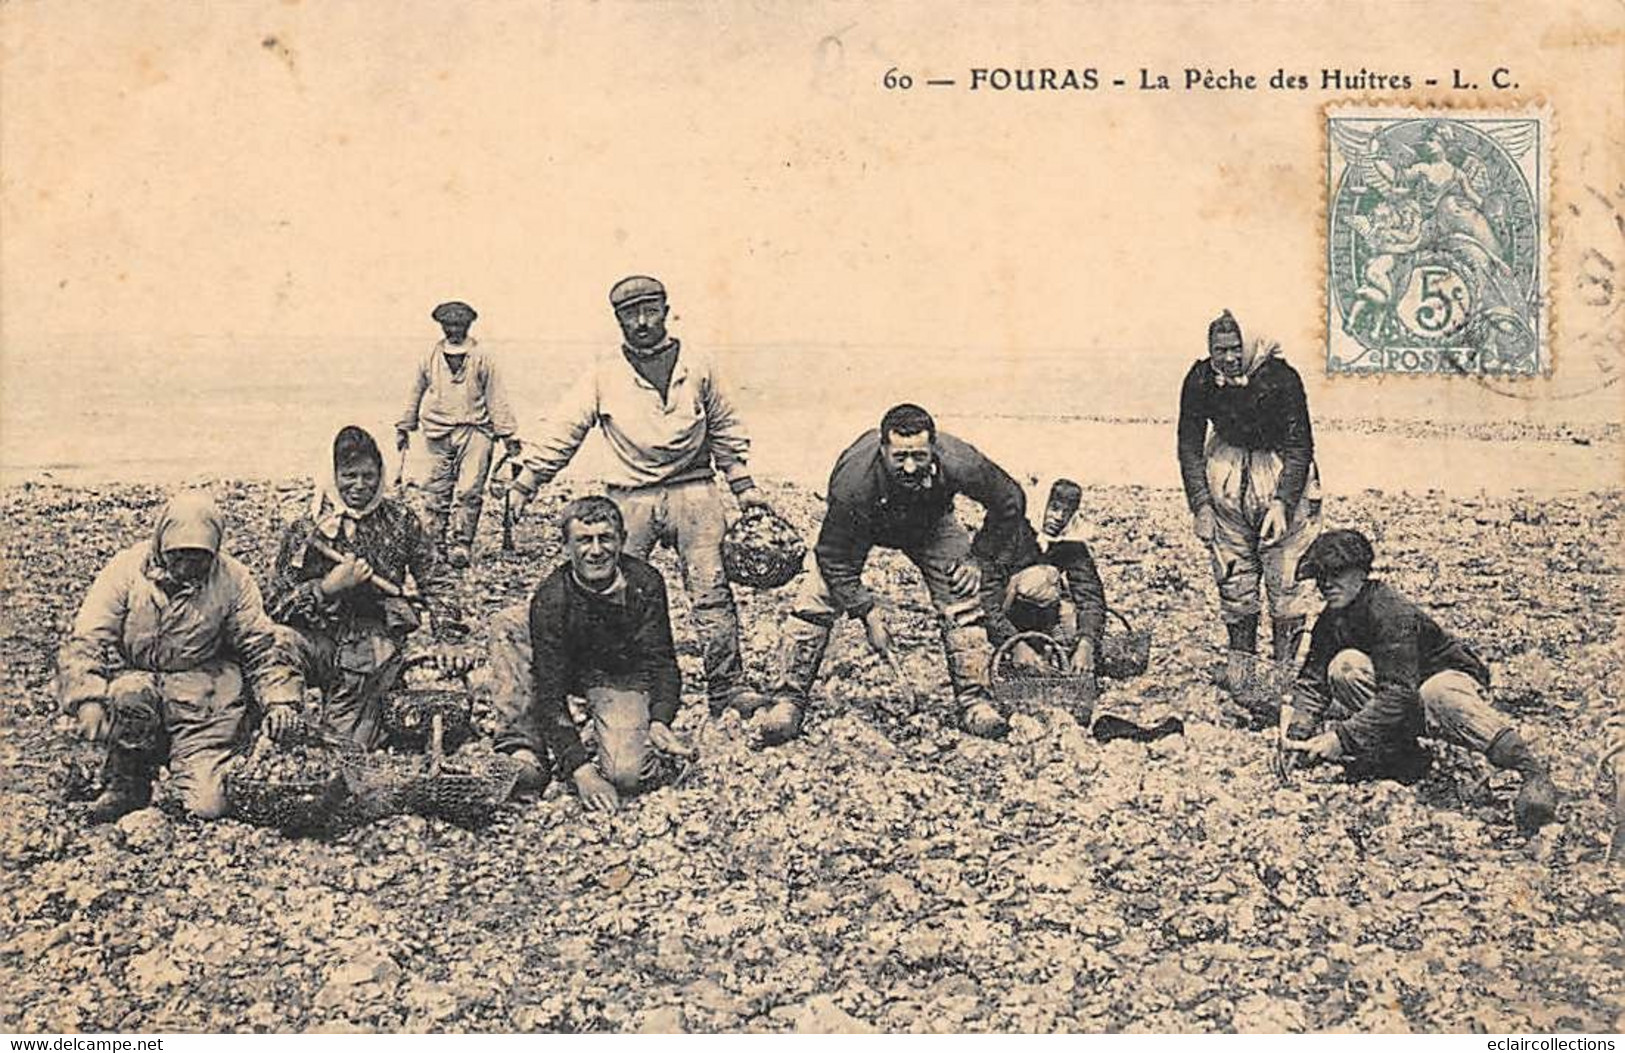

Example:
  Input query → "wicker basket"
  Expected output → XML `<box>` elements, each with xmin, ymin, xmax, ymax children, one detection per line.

<box><xmin>226</xmin><ymin>720</ymin><xmax>359</xmax><ymax>832</ymax></box>
<box><xmin>1098</xmin><ymin>608</ymin><xmax>1152</xmax><ymax>680</ymax></box>
<box><xmin>383</xmin><ymin>682</ymin><xmax>475</xmax><ymax>753</ymax></box>
<box><xmin>417</xmin><ymin>753</ymin><xmax>526</xmax><ymax>827</ymax></box>
<box><xmin>723</xmin><ymin>507</ymin><xmax>807</xmax><ymax>589</ymax></box>
<box><xmin>991</xmin><ymin>631</ymin><xmax>1097</xmax><ymax>723</ymax></box>
<box><xmin>226</xmin><ymin>770</ymin><xmax>350</xmax><ymax>832</ymax></box>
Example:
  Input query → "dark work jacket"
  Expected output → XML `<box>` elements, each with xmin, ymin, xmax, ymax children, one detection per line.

<box><xmin>815</xmin><ymin>430</ymin><xmax>1027</xmax><ymax>619</ymax></box>
<box><xmin>528</xmin><ymin>557</ymin><xmax>681</xmax><ymax>777</ymax></box>
<box><xmin>1295</xmin><ymin>579</ymin><xmax>1491</xmax><ymax>761</ymax></box>
<box><xmin>1176</xmin><ymin>356</ymin><xmax>1315</xmax><ymax>512</ymax></box>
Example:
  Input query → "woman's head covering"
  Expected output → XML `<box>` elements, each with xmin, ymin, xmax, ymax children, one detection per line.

<box><xmin>310</xmin><ymin>425</ymin><xmax>387</xmax><ymax>540</ymax></box>
<box><xmin>151</xmin><ymin>491</ymin><xmax>226</xmax><ymax>556</ymax></box>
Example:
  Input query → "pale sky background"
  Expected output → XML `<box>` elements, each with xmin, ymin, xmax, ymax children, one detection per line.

<box><xmin>1</xmin><ymin>0</ymin><xmax>1621</xmax><ymax>487</ymax></box>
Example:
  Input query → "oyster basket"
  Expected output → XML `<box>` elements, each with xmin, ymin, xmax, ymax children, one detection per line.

<box><xmin>382</xmin><ymin>658</ymin><xmax>476</xmax><ymax>753</ymax></box>
<box><xmin>1099</xmin><ymin>608</ymin><xmax>1152</xmax><ymax>679</ymax></box>
<box><xmin>991</xmin><ymin>631</ymin><xmax>1096</xmax><ymax>723</ymax></box>
<box><xmin>723</xmin><ymin>506</ymin><xmax>807</xmax><ymax>589</ymax></box>
<box><xmin>417</xmin><ymin>751</ymin><xmax>527</xmax><ymax>827</ymax></box>
<box><xmin>226</xmin><ymin>721</ymin><xmax>359</xmax><ymax>832</ymax></box>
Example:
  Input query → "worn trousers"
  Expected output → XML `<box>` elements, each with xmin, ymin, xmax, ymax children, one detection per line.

<box><xmin>609</xmin><ymin>479</ymin><xmax>745</xmax><ymax>704</ymax></box>
<box><xmin>106</xmin><ymin>663</ymin><xmax>250</xmax><ymax>819</ymax></box>
<box><xmin>423</xmin><ymin>425</ymin><xmax>495</xmax><ymax>548</ymax></box>
<box><xmin>278</xmin><ymin>623</ymin><xmax>404</xmax><ymax>751</ymax></box>
<box><xmin>485</xmin><ymin>603</ymin><xmax>657</xmax><ymax>790</ymax></box>
<box><xmin>773</xmin><ymin>512</ymin><xmax>992</xmax><ymax>707</ymax></box>
<box><xmin>1204</xmin><ymin>436</ymin><xmax>1322</xmax><ymax>624</ymax></box>
<box><xmin>1303</xmin><ymin>648</ymin><xmax>1512</xmax><ymax>754</ymax></box>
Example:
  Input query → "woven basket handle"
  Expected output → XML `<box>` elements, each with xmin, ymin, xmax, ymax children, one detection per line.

<box><xmin>991</xmin><ymin>631</ymin><xmax>1068</xmax><ymax>683</ymax></box>
<box><xmin>1105</xmin><ymin>607</ymin><xmax>1135</xmax><ymax>634</ymax></box>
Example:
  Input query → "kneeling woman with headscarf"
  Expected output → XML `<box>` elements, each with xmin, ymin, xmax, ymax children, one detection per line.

<box><xmin>269</xmin><ymin>426</ymin><xmax>467</xmax><ymax>749</ymax></box>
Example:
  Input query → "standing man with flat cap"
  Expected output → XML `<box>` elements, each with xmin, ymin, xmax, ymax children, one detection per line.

<box><xmin>396</xmin><ymin>301</ymin><xmax>521</xmax><ymax>568</ymax></box>
<box><xmin>1177</xmin><ymin>308</ymin><xmax>1323</xmax><ymax>690</ymax></box>
<box><xmin>491</xmin><ymin>276</ymin><xmax>766</xmax><ymax>785</ymax></box>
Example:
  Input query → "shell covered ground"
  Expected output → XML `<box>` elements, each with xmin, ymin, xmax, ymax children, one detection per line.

<box><xmin>0</xmin><ymin>478</ymin><xmax>1621</xmax><ymax>1034</ymax></box>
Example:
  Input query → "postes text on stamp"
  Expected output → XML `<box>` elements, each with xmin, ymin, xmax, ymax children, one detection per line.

<box><xmin>1326</xmin><ymin>104</ymin><xmax>1550</xmax><ymax>377</ymax></box>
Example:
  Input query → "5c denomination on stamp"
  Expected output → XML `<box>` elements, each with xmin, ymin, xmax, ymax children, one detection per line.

<box><xmin>1326</xmin><ymin>104</ymin><xmax>1550</xmax><ymax>377</ymax></box>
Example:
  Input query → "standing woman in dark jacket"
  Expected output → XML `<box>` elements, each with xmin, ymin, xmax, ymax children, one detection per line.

<box><xmin>1177</xmin><ymin>310</ymin><xmax>1323</xmax><ymax>688</ymax></box>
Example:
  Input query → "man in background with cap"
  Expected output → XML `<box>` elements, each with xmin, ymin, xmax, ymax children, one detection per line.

<box><xmin>1177</xmin><ymin>309</ymin><xmax>1322</xmax><ymax>691</ymax></box>
<box><xmin>396</xmin><ymin>300</ymin><xmax>520</xmax><ymax>568</ymax></box>
<box><xmin>1284</xmin><ymin>528</ymin><xmax>1560</xmax><ymax>831</ymax></box>
<box><xmin>499</xmin><ymin>275</ymin><xmax>767</xmax><ymax>740</ymax></box>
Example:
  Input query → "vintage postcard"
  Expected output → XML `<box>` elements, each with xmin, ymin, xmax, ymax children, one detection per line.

<box><xmin>0</xmin><ymin>0</ymin><xmax>1621</xmax><ymax>1039</ymax></box>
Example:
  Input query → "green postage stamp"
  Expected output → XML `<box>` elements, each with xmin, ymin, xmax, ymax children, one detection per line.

<box><xmin>1326</xmin><ymin>104</ymin><xmax>1550</xmax><ymax>376</ymax></box>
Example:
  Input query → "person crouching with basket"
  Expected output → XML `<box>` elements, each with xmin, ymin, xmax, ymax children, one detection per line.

<box><xmin>491</xmin><ymin>496</ymin><xmax>695</xmax><ymax>812</ymax></box>
<box><xmin>1283</xmin><ymin>529</ymin><xmax>1560</xmax><ymax>831</ymax></box>
<box><xmin>56</xmin><ymin>493</ymin><xmax>304</xmax><ymax>822</ymax></box>
<box><xmin>979</xmin><ymin>478</ymin><xmax>1108</xmax><ymax>703</ymax></box>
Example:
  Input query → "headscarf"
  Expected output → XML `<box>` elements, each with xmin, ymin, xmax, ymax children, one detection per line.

<box><xmin>150</xmin><ymin>491</ymin><xmax>226</xmax><ymax>556</ymax></box>
<box><xmin>144</xmin><ymin>491</ymin><xmax>226</xmax><ymax>593</ymax></box>
<box><xmin>310</xmin><ymin>425</ymin><xmax>387</xmax><ymax>541</ymax></box>
<box><xmin>1213</xmin><ymin>338</ymin><xmax>1282</xmax><ymax>388</ymax></box>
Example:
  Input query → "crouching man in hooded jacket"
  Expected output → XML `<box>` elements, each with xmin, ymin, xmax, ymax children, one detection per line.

<box><xmin>1284</xmin><ymin>528</ymin><xmax>1559</xmax><ymax>831</ymax></box>
<box><xmin>56</xmin><ymin>493</ymin><xmax>303</xmax><ymax>822</ymax></box>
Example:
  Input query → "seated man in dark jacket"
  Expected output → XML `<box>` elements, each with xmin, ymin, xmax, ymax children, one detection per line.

<box><xmin>761</xmin><ymin>403</ymin><xmax>1028</xmax><ymax>744</ymax></box>
<box><xmin>496</xmin><ymin>495</ymin><xmax>692</xmax><ymax>812</ymax></box>
<box><xmin>1285</xmin><ymin>529</ymin><xmax>1559</xmax><ymax>830</ymax></box>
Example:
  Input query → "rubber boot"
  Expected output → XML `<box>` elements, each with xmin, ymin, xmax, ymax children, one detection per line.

<box><xmin>1485</xmin><ymin>729</ymin><xmax>1560</xmax><ymax>831</ymax></box>
<box><xmin>1271</xmin><ymin>615</ymin><xmax>1306</xmax><ymax>665</ymax></box>
<box><xmin>943</xmin><ymin>625</ymin><xmax>1006</xmax><ymax>739</ymax></box>
<box><xmin>87</xmin><ymin>745</ymin><xmax>156</xmax><ymax>824</ymax></box>
<box><xmin>1218</xmin><ymin>613</ymin><xmax>1261</xmax><ymax>690</ymax></box>
<box><xmin>760</xmin><ymin>618</ymin><xmax>830</xmax><ymax>746</ymax></box>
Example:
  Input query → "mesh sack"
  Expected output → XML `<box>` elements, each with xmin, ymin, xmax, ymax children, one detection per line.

<box><xmin>723</xmin><ymin>507</ymin><xmax>807</xmax><ymax>589</ymax></box>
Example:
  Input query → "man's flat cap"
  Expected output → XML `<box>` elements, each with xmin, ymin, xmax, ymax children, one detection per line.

<box><xmin>431</xmin><ymin>301</ymin><xmax>478</xmax><ymax>326</ymax></box>
<box><xmin>608</xmin><ymin>275</ymin><xmax>666</xmax><ymax>310</ymax></box>
<box><xmin>1296</xmin><ymin>528</ymin><xmax>1376</xmax><ymax>581</ymax></box>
